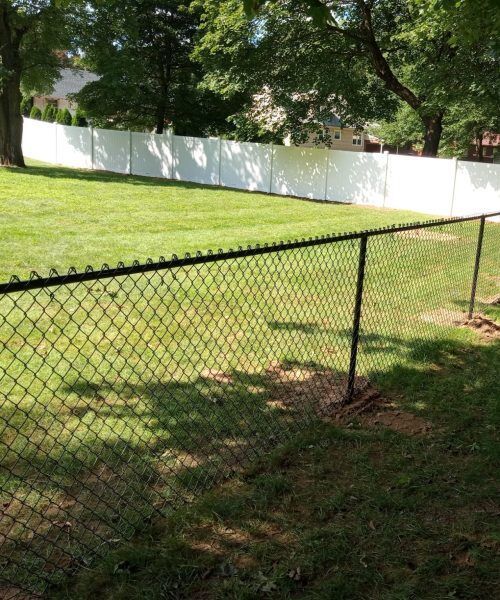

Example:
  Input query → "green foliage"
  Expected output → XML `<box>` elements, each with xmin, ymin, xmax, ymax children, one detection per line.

<box><xmin>373</xmin><ymin>95</ymin><xmax>500</xmax><ymax>159</ymax></box>
<box><xmin>71</xmin><ymin>107</ymin><xmax>88</xmax><ymax>127</ymax></box>
<box><xmin>29</xmin><ymin>106</ymin><xmax>42</xmax><ymax>120</ymax></box>
<box><xmin>41</xmin><ymin>104</ymin><xmax>56</xmax><ymax>122</ymax></box>
<box><xmin>369</xmin><ymin>105</ymin><xmax>425</xmax><ymax>150</ymax></box>
<box><xmin>72</xmin><ymin>1</ymin><xmax>242</xmax><ymax>136</ymax></box>
<box><xmin>439</xmin><ymin>100</ymin><xmax>500</xmax><ymax>158</ymax></box>
<box><xmin>3</xmin><ymin>1</ymin><xmax>78</xmax><ymax>98</ymax></box>
<box><xmin>20</xmin><ymin>97</ymin><xmax>33</xmax><ymax>117</ymax></box>
<box><xmin>416</xmin><ymin>0</ymin><xmax>500</xmax><ymax>51</ymax></box>
<box><xmin>56</xmin><ymin>108</ymin><xmax>73</xmax><ymax>125</ymax></box>
<box><xmin>195</xmin><ymin>0</ymin><xmax>498</xmax><ymax>153</ymax></box>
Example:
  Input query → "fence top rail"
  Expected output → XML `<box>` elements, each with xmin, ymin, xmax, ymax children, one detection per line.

<box><xmin>1</xmin><ymin>211</ymin><xmax>499</xmax><ymax>295</ymax></box>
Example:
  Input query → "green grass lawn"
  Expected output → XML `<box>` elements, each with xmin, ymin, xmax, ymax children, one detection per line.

<box><xmin>0</xmin><ymin>162</ymin><xmax>498</xmax><ymax>597</ymax></box>
<box><xmin>57</xmin><ymin>333</ymin><xmax>500</xmax><ymax>600</ymax></box>
<box><xmin>0</xmin><ymin>161</ymin><xmax>430</xmax><ymax>282</ymax></box>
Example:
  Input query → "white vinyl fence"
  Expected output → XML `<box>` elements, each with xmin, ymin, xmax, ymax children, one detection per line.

<box><xmin>22</xmin><ymin>118</ymin><xmax>500</xmax><ymax>219</ymax></box>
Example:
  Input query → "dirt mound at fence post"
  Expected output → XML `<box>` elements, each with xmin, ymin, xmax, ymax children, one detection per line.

<box><xmin>461</xmin><ymin>315</ymin><xmax>500</xmax><ymax>341</ymax></box>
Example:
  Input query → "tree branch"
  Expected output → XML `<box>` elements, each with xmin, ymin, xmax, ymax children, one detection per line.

<box><xmin>308</xmin><ymin>0</ymin><xmax>422</xmax><ymax>110</ymax></box>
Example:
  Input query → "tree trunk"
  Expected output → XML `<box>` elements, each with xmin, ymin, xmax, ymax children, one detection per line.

<box><xmin>0</xmin><ymin>5</ymin><xmax>26</xmax><ymax>167</ymax></box>
<box><xmin>476</xmin><ymin>133</ymin><xmax>484</xmax><ymax>162</ymax></box>
<box><xmin>155</xmin><ymin>107</ymin><xmax>165</xmax><ymax>134</ymax></box>
<box><xmin>421</xmin><ymin>114</ymin><xmax>443</xmax><ymax>157</ymax></box>
<box><xmin>0</xmin><ymin>77</ymin><xmax>25</xmax><ymax>167</ymax></box>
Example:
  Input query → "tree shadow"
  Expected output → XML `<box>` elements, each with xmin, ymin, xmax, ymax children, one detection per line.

<box><xmin>11</xmin><ymin>163</ymin><xmax>225</xmax><ymax>192</ymax></box>
<box><xmin>267</xmin><ymin>320</ymin><xmax>325</xmax><ymax>334</ymax></box>
<box><xmin>2</xmin><ymin>306</ymin><xmax>498</xmax><ymax>596</ymax></box>
<box><xmin>51</xmin><ymin>332</ymin><xmax>499</xmax><ymax>600</ymax></box>
<box><xmin>1</xmin><ymin>358</ymin><xmax>348</xmax><ymax>594</ymax></box>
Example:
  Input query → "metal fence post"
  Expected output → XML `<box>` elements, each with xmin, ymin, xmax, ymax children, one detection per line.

<box><xmin>468</xmin><ymin>216</ymin><xmax>486</xmax><ymax>319</ymax></box>
<box><xmin>345</xmin><ymin>234</ymin><xmax>368</xmax><ymax>404</ymax></box>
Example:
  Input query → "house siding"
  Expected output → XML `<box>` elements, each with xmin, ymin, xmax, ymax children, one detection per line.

<box><xmin>299</xmin><ymin>127</ymin><xmax>364</xmax><ymax>152</ymax></box>
<box><xmin>33</xmin><ymin>96</ymin><xmax>77</xmax><ymax>114</ymax></box>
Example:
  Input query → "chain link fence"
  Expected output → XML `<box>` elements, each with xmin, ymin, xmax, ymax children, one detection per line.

<box><xmin>1</xmin><ymin>213</ymin><xmax>499</xmax><ymax>597</ymax></box>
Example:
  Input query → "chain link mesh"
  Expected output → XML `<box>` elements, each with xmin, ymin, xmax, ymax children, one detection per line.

<box><xmin>0</xmin><ymin>214</ymin><xmax>498</xmax><ymax>597</ymax></box>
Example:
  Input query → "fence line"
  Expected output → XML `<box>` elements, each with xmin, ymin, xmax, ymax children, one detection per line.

<box><xmin>1</xmin><ymin>212</ymin><xmax>499</xmax><ymax>596</ymax></box>
<box><xmin>21</xmin><ymin>118</ymin><xmax>500</xmax><ymax>220</ymax></box>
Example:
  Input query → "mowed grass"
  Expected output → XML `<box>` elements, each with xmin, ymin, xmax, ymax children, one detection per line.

<box><xmin>0</xmin><ymin>160</ymin><xmax>430</xmax><ymax>282</ymax></box>
<box><xmin>58</xmin><ymin>332</ymin><xmax>500</xmax><ymax>600</ymax></box>
<box><xmin>0</xmin><ymin>162</ymin><xmax>498</xmax><ymax>596</ymax></box>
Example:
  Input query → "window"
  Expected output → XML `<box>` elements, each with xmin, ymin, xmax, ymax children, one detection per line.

<box><xmin>333</xmin><ymin>129</ymin><xmax>341</xmax><ymax>141</ymax></box>
<box><xmin>352</xmin><ymin>133</ymin><xmax>363</xmax><ymax>146</ymax></box>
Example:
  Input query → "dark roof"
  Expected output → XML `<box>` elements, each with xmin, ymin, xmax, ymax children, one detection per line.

<box><xmin>47</xmin><ymin>69</ymin><xmax>99</xmax><ymax>99</ymax></box>
<box><xmin>324</xmin><ymin>114</ymin><xmax>342</xmax><ymax>127</ymax></box>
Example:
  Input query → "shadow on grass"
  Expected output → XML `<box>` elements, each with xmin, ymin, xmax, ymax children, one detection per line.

<box><xmin>1</xmin><ymin>361</ymin><xmax>333</xmax><ymax>595</ymax></box>
<box><xmin>50</xmin><ymin>332</ymin><xmax>499</xmax><ymax>600</ymax></box>
<box><xmin>2</xmin><ymin>327</ymin><xmax>499</xmax><ymax>598</ymax></box>
<box><xmin>15</xmin><ymin>163</ymin><xmax>349</xmax><ymax>206</ymax></box>
<box><xmin>10</xmin><ymin>163</ymin><xmax>223</xmax><ymax>192</ymax></box>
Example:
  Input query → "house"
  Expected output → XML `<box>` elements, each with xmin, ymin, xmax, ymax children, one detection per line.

<box><xmin>285</xmin><ymin>115</ymin><xmax>367</xmax><ymax>152</ymax></box>
<box><xmin>466</xmin><ymin>132</ymin><xmax>500</xmax><ymax>163</ymax></box>
<box><xmin>32</xmin><ymin>69</ymin><xmax>99</xmax><ymax>115</ymax></box>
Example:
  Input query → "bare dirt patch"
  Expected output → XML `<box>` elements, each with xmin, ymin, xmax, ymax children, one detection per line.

<box><xmin>265</xmin><ymin>361</ymin><xmax>356</xmax><ymax>416</ymax></box>
<box><xmin>395</xmin><ymin>230</ymin><xmax>459</xmax><ymax>242</ymax></box>
<box><xmin>461</xmin><ymin>315</ymin><xmax>500</xmax><ymax>341</ymax></box>
<box><xmin>421</xmin><ymin>309</ymin><xmax>500</xmax><ymax>340</ymax></box>
<box><xmin>420</xmin><ymin>308</ymin><xmax>466</xmax><ymax>326</ymax></box>
<box><xmin>357</xmin><ymin>410</ymin><xmax>432</xmax><ymax>436</ymax></box>
<box><xmin>201</xmin><ymin>369</ymin><xmax>234</xmax><ymax>385</ymax></box>
<box><xmin>265</xmin><ymin>362</ymin><xmax>431</xmax><ymax>436</ymax></box>
<box><xmin>480</xmin><ymin>293</ymin><xmax>500</xmax><ymax>306</ymax></box>
<box><xmin>0</xmin><ymin>587</ymin><xmax>40</xmax><ymax>600</ymax></box>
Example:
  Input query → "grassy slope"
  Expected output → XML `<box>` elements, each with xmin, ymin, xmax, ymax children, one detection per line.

<box><xmin>58</xmin><ymin>330</ymin><xmax>500</xmax><ymax>600</ymax></box>
<box><xmin>0</xmin><ymin>161</ymin><xmax>429</xmax><ymax>282</ymax></box>
<box><xmin>0</xmin><ymin>162</ymin><xmax>498</xmax><ymax>596</ymax></box>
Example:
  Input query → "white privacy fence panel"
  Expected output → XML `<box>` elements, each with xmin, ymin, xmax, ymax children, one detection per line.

<box><xmin>220</xmin><ymin>140</ymin><xmax>272</xmax><ymax>192</ymax></box>
<box><xmin>453</xmin><ymin>162</ymin><xmax>500</xmax><ymax>221</ymax></box>
<box><xmin>131</xmin><ymin>131</ymin><xmax>172</xmax><ymax>178</ymax></box>
<box><xmin>22</xmin><ymin>119</ymin><xmax>57</xmax><ymax>164</ymax></box>
<box><xmin>271</xmin><ymin>146</ymin><xmax>328</xmax><ymax>200</ymax></box>
<box><xmin>92</xmin><ymin>128</ymin><xmax>130</xmax><ymax>174</ymax></box>
<box><xmin>21</xmin><ymin>118</ymin><xmax>499</xmax><ymax>218</ymax></box>
<box><xmin>326</xmin><ymin>151</ymin><xmax>387</xmax><ymax>207</ymax></box>
<box><xmin>172</xmin><ymin>136</ymin><xmax>220</xmax><ymax>185</ymax></box>
<box><xmin>56</xmin><ymin>125</ymin><xmax>92</xmax><ymax>169</ymax></box>
<box><xmin>385</xmin><ymin>154</ymin><xmax>456</xmax><ymax>216</ymax></box>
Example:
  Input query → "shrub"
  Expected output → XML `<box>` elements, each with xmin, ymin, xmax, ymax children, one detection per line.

<box><xmin>71</xmin><ymin>108</ymin><xmax>88</xmax><ymax>127</ymax></box>
<box><xmin>20</xmin><ymin>97</ymin><xmax>33</xmax><ymax>117</ymax></box>
<box><xmin>56</xmin><ymin>108</ymin><xmax>72</xmax><ymax>126</ymax></box>
<box><xmin>62</xmin><ymin>108</ymin><xmax>72</xmax><ymax>126</ymax></box>
<box><xmin>41</xmin><ymin>104</ymin><xmax>56</xmax><ymax>122</ymax></box>
<box><xmin>29</xmin><ymin>106</ymin><xmax>42</xmax><ymax>120</ymax></box>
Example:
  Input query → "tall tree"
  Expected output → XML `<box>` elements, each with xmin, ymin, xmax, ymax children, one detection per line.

<box><xmin>0</xmin><ymin>1</ymin><xmax>71</xmax><ymax>166</ymax></box>
<box><xmin>74</xmin><ymin>0</ymin><xmax>240</xmax><ymax>135</ymax></box>
<box><xmin>196</xmin><ymin>0</ymin><xmax>498</xmax><ymax>155</ymax></box>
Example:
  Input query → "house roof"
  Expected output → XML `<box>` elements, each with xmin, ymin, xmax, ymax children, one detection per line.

<box><xmin>324</xmin><ymin>114</ymin><xmax>342</xmax><ymax>127</ymax></box>
<box><xmin>47</xmin><ymin>69</ymin><xmax>99</xmax><ymax>100</ymax></box>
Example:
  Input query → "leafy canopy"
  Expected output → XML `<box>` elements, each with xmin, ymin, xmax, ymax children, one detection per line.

<box><xmin>72</xmin><ymin>0</ymin><xmax>241</xmax><ymax>135</ymax></box>
<box><xmin>195</xmin><ymin>0</ymin><xmax>499</xmax><ymax>151</ymax></box>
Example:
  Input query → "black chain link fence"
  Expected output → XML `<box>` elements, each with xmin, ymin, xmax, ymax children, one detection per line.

<box><xmin>1</xmin><ymin>213</ymin><xmax>499</xmax><ymax>597</ymax></box>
